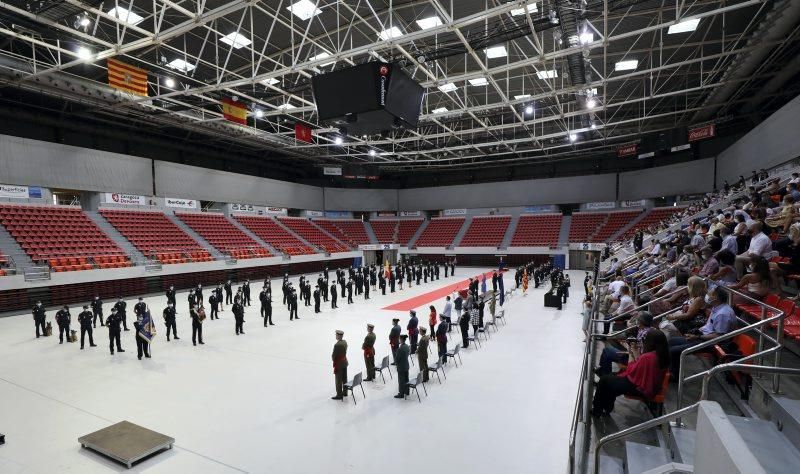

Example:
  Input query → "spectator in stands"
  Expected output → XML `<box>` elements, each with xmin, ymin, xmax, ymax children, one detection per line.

<box><xmin>765</xmin><ymin>194</ymin><xmax>797</xmax><ymax>233</ymax></box>
<box><xmin>719</xmin><ymin>226</ymin><xmax>738</xmax><ymax>255</ymax></box>
<box><xmin>664</xmin><ymin>276</ymin><xmax>707</xmax><ymax>334</ymax></box>
<box><xmin>676</xmin><ymin>245</ymin><xmax>696</xmax><ymax>270</ymax></box>
<box><xmin>602</xmin><ymin>274</ymin><xmax>625</xmax><ymax>315</ymax></box>
<box><xmin>591</xmin><ymin>330</ymin><xmax>669</xmax><ymax>417</ymax></box>
<box><xmin>668</xmin><ymin>285</ymin><xmax>737</xmax><ymax>379</ymax></box>
<box><xmin>732</xmin><ymin>213</ymin><xmax>749</xmax><ymax>236</ymax></box>
<box><xmin>664</xmin><ymin>243</ymin><xmax>677</xmax><ymax>263</ymax></box>
<box><xmin>690</xmin><ymin>224</ymin><xmax>708</xmax><ymax>249</ymax></box>
<box><xmin>604</xmin><ymin>285</ymin><xmax>635</xmax><ymax>335</ymax></box>
<box><xmin>734</xmin><ymin>221</ymin><xmax>773</xmax><ymax>278</ymax></box>
<box><xmin>648</xmin><ymin>238</ymin><xmax>661</xmax><ymax>257</ymax></box>
<box><xmin>730</xmin><ymin>256</ymin><xmax>772</xmax><ymax>298</ymax></box>
<box><xmin>771</xmin><ymin>224</ymin><xmax>800</xmax><ymax>287</ymax></box>
<box><xmin>709</xmin><ymin>250</ymin><xmax>738</xmax><ymax>286</ymax></box>
<box><xmin>697</xmin><ymin>246</ymin><xmax>719</xmax><ymax>278</ymax></box>
<box><xmin>596</xmin><ymin>312</ymin><xmax>654</xmax><ymax>376</ymax></box>
<box><xmin>707</xmin><ymin>229</ymin><xmax>722</xmax><ymax>253</ymax></box>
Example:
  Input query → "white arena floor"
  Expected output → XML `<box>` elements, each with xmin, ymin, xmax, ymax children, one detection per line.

<box><xmin>0</xmin><ymin>268</ymin><xmax>585</xmax><ymax>473</ymax></box>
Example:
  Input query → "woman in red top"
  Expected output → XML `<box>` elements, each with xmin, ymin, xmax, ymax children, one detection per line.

<box><xmin>591</xmin><ymin>330</ymin><xmax>669</xmax><ymax>417</ymax></box>
<box><xmin>428</xmin><ymin>305</ymin><xmax>437</xmax><ymax>336</ymax></box>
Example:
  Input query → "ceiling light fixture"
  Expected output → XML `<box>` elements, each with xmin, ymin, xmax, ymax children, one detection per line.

<box><xmin>255</xmin><ymin>110</ymin><xmax>264</xmax><ymax>118</ymax></box>
<box><xmin>164</xmin><ymin>77</ymin><xmax>175</xmax><ymax>88</ymax></box>
<box><xmin>79</xmin><ymin>16</ymin><xmax>91</xmax><ymax>27</ymax></box>
<box><xmin>514</xmin><ymin>94</ymin><xmax>531</xmax><ymax>100</ymax></box>
<box><xmin>437</xmin><ymin>82</ymin><xmax>457</xmax><ymax>93</ymax></box>
<box><xmin>76</xmin><ymin>46</ymin><xmax>92</xmax><ymax>60</ymax></box>
<box><xmin>261</xmin><ymin>78</ymin><xmax>279</xmax><ymax>86</ymax></box>
<box><xmin>510</xmin><ymin>2</ymin><xmax>538</xmax><ymax>16</ymax></box>
<box><xmin>431</xmin><ymin>107</ymin><xmax>448</xmax><ymax>114</ymax></box>
<box><xmin>287</xmin><ymin>0</ymin><xmax>322</xmax><ymax>21</ymax></box>
<box><xmin>416</xmin><ymin>16</ymin><xmax>442</xmax><ymax>30</ymax></box>
<box><xmin>579</xmin><ymin>31</ymin><xmax>594</xmax><ymax>45</ymax></box>
<box><xmin>668</xmin><ymin>18</ymin><xmax>700</xmax><ymax>34</ymax></box>
<box><xmin>369</xmin><ymin>149</ymin><xmax>377</xmax><ymax>156</ymax></box>
<box><xmin>615</xmin><ymin>59</ymin><xmax>638</xmax><ymax>71</ymax></box>
<box><xmin>334</xmin><ymin>136</ymin><xmax>344</xmax><ymax>145</ymax></box>
<box><xmin>167</xmin><ymin>58</ymin><xmax>195</xmax><ymax>72</ymax></box>
<box><xmin>219</xmin><ymin>32</ymin><xmax>252</xmax><ymax>49</ymax></box>
<box><xmin>379</xmin><ymin>27</ymin><xmax>403</xmax><ymax>41</ymax></box>
<box><xmin>108</xmin><ymin>6</ymin><xmax>144</xmax><ymax>26</ymax></box>
<box><xmin>468</xmin><ymin>77</ymin><xmax>488</xmax><ymax>86</ymax></box>
<box><xmin>536</xmin><ymin>70</ymin><xmax>558</xmax><ymax>79</ymax></box>
<box><xmin>569</xmin><ymin>133</ymin><xmax>578</xmax><ymax>142</ymax></box>
<box><xmin>586</xmin><ymin>98</ymin><xmax>596</xmax><ymax>109</ymax></box>
<box><xmin>524</xmin><ymin>105</ymin><xmax>534</xmax><ymax>115</ymax></box>
<box><xmin>310</xmin><ymin>51</ymin><xmax>334</xmax><ymax>66</ymax></box>
<box><xmin>485</xmin><ymin>45</ymin><xmax>508</xmax><ymax>58</ymax></box>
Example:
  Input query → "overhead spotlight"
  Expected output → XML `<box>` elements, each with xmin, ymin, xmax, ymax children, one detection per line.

<box><xmin>76</xmin><ymin>46</ymin><xmax>92</xmax><ymax>60</ymax></box>
<box><xmin>80</xmin><ymin>16</ymin><xmax>90</xmax><ymax>27</ymax></box>
<box><xmin>590</xmin><ymin>123</ymin><xmax>597</xmax><ymax>129</ymax></box>
<box><xmin>549</xmin><ymin>10</ymin><xmax>559</xmax><ymax>25</ymax></box>
<box><xmin>255</xmin><ymin>109</ymin><xmax>264</xmax><ymax>118</ymax></box>
<box><xmin>334</xmin><ymin>136</ymin><xmax>343</xmax><ymax>145</ymax></box>
<box><xmin>164</xmin><ymin>77</ymin><xmax>175</xmax><ymax>88</ymax></box>
<box><xmin>524</xmin><ymin>105</ymin><xmax>534</xmax><ymax>115</ymax></box>
<box><xmin>586</xmin><ymin>98</ymin><xmax>596</xmax><ymax>109</ymax></box>
<box><xmin>369</xmin><ymin>149</ymin><xmax>376</xmax><ymax>156</ymax></box>
<box><xmin>569</xmin><ymin>133</ymin><xmax>578</xmax><ymax>142</ymax></box>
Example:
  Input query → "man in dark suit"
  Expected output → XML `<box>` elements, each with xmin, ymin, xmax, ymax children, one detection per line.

<box><xmin>393</xmin><ymin>335</ymin><xmax>410</xmax><ymax>399</ymax></box>
<box><xmin>407</xmin><ymin>310</ymin><xmax>419</xmax><ymax>354</ymax></box>
<box><xmin>436</xmin><ymin>314</ymin><xmax>448</xmax><ymax>364</ymax></box>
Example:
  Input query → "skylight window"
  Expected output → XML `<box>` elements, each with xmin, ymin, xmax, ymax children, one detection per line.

<box><xmin>510</xmin><ymin>2</ymin><xmax>538</xmax><ymax>16</ymax></box>
<box><xmin>486</xmin><ymin>45</ymin><xmax>508</xmax><ymax>58</ymax></box>
<box><xmin>261</xmin><ymin>78</ymin><xmax>279</xmax><ymax>86</ymax></box>
<box><xmin>615</xmin><ymin>59</ymin><xmax>638</xmax><ymax>71</ymax></box>
<box><xmin>167</xmin><ymin>58</ymin><xmax>195</xmax><ymax>72</ymax></box>
<box><xmin>514</xmin><ymin>94</ymin><xmax>531</xmax><ymax>100</ymax></box>
<box><xmin>468</xmin><ymin>78</ymin><xmax>488</xmax><ymax>86</ymax></box>
<box><xmin>536</xmin><ymin>70</ymin><xmax>558</xmax><ymax>79</ymax></box>
<box><xmin>108</xmin><ymin>6</ymin><xmax>144</xmax><ymax>26</ymax></box>
<box><xmin>287</xmin><ymin>0</ymin><xmax>322</xmax><ymax>21</ymax></box>
<box><xmin>379</xmin><ymin>27</ymin><xmax>404</xmax><ymax>41</ymax></box>
<box><xmin>219</xmin><ymin>32</ymin><xmax>252</xmax><ymax>49</ymax></box>
<box><xmin>277</xmin><ymin>103</ymin><xmax>297</xmax><ymax>110</ymax></box>
<box><xmin>416</xmin><ymin>16</ymin><xmax>442</xmax><ymax>30</ymax></box>
<box><xmin>579</xmin><ymin>32</ymin><xmax>594</xmax><ymax>45</ymax></box>
<box><xmin>437</xmin><ymin>82</ymin><xmax>457</xmax><ymax>93</ymax></box>
<box><xmin>310</xmin><ymin>51</ymin><xmax>335</xmax><ymax>66</ymax></box>
<box><xmin>431</xmin><ymin>107</ymin><xmax>448</xmax><ymax>114</ymax></box>
<box><xmin>668</xmin><ymin>18</ymin><xmax>700</xmax><ymax>34</ymax></box>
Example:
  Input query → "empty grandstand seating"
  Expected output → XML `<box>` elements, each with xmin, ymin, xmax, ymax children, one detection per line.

<box><xmin>312</xmin><ymin>219</ymin><xmax>369</xmax><ymax>247</ymax></box>
<box><xmin>569</xmin><ymin>210</ymin><xmax>640</xmax><ymax>243</ymax></box>
<box><xmin>617</xmin><ymin>206</ymin><xmax>687</xmax><ymax>240</ymax></box>
<box><xmin>413</xmin><ymin>217</ymin><xmax>465</xmax><ymax>247</ymax></box>
<box><xmin>458</xmin><ymin>215</ymin><xmax>511</xmax><ymax>247</ymax></box>
<box><xmin>0</xmin><ymin>204</ymin><xmax>130</xmax><ymax>271</ymax></box>
<box><xmin>593</xmin><ymin>210</ymin><xmax>641</xmax><ymax>241</ymax></box>
<box><xmin>100</xmin><ymin>209</ymin><xmax>212</xmax><ymax>264</ymax></box>
<box><xmin>371</xmin><ymin>219</ymin><xmax>397</xmax><ymax>243</ymax></box>
<box><xmin>277</xmin><ymin>217</ymin><xmax>350</xmax><ymax>253</ymax></box>
<box><xmin>233</xmin><ymin>215</ymin><xmax>315</xmax><ymax>255</ymax></box>
<box><xmin>398</xmin><ymin>219</ymin><xmax>424</xmax><ymax>245</ymax></box>
<box><xmin>175</xmin><ymin>212</ymin><xmax>271</xmax><ymax>259</ymax></box>
<box><xmin>510</xmin><ymin>213</ymin><xmax>563</xmax><ymax>247</ymax></box>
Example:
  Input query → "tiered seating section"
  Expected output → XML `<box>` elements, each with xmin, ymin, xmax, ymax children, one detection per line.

<box><xmin>0</xmin><ymin>205</ymin><xmax>129</xmax><ymax>271</ymax></box>
<box><xmin>459</xmin><ymin>216</ymin><xmax>511</xmax><ymax>247</ymax></box>
<box><xmin>312</xmin><ymin>219</ymin><xmax>368</xmax><ymax>247</ymax></box>
<box><xmin>568</xmin><ymin>210</ymin><xmax>640</xmax><ymax>243</ymax></box>
<box><xmin>0</xmin><ymin>251</ymin><xmax>8</xmax><ymax>276</ymax></box>
<box><xmin>398</xmin><ymin>219</ymin><xmax>424</xmax><ymax>245</ymax></box>
<box><xmin>618</xmin><ymin>206</ymin><xmax>687</xmax><ymax>240</ymax></box>
<box><xmin>175</xmin><ymin>212</ymin><xmax>270</xmax><ymax>259</ymax></box>
<box><xmin>370</xmin><ymin>219</ymin><xmax>397</xmax><ymax>243</ymax></box>
<box><xmin>413</xmin><ymin>217</ymin><xmax>465</xmax><ymax>247</ymax></box>
<box><xmin>100</xmin><ymin>209</ymin><xmax>212</xmax><ymax>264</ymax></box>
<box><xmin>510</xmin><ymin>213</ymin><xmax>563</xmax><ymax>247</ymax></box>
<box><xmin>277</xmin><ymin>217</ymin><xmax>350</xmax><ymax>253</ymax></box>
<box><xmin>234</xmin><ymin>216</ymin><xmax>315</xmax><ymax>255</ymax></box>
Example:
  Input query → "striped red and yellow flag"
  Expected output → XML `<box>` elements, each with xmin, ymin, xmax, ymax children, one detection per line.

<box><xmin>107</xmin><ymin>58</ymin><xmax>148</xmax><ymax>96</ymax></box>
<box><xmin>221</xmin><ymin>98</ymin><xmax>248</xmax><ymax>125</ymax></box>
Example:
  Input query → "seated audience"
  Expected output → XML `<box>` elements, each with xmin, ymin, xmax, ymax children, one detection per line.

<box><xmin>734</xmin><ymin>221</ymin><xmax>772</xmax><ymax>278</ymax></box>
<box><xmin>663</xmin><ymin>276</ymin><xmax>707</xmax><ymax>335</ymax></box>
<box><xmin>596</xmin><ymin>312</ymin><xmax>654</xmax><ymax>376</ymax></box>
<box><xmin>730</xmin><ymin>256</ymin><xmax>772</xmax><ymax>298</ymax></box>
<box><xmin>708</xmin><ymin>250</ymin><xmax>738</xmax><ymax>286</ymax></box>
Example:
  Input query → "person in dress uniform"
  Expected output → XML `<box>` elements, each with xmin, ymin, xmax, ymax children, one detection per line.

<box><xmin>393</xmin><ymin>335</ymin><xmax>410</xmax><ymax>399</ymax></box>
<box><xmin>190</xmin><ymin>304</ymin><xmax>204</xmax><ymax>346</ymax></box>
<box><xmin>289</xmin><ymin>288</ymin><xmax>299</xmax><ymax>320</ymax></box>
<box><xmin>418</xmin><ymin>327</ymin><xmax>430</xmax><ymax>382</ymax></box>
<box><xmin>332</xmin><ymin>330</ymin><xmax>348</xmax><ymax>400</ymax></box>
<box><xmin>78</xmin><ymin>305</ymin><xmax>96</xmax><ymax>349</ymax></box>
<box><xmin>165</xmin><ymin>285</ymin><xmax>176</xmax><ymax>307</ymax></box>
<box><xmin>330</xmin><ymin>282</ymin><xmax>338</xmax><ymax>309</ymax></box>
<box><xmin>436</xmin><ymin>314</ymin><xmax>449</xmax><ymax>364</ymax></box>
<box><xmin>364</xmin><ymin>278</ymin><xmax>370</xmax><ymax>300</ymax></box>
<box><xmin>91</xmin><ymin>296</ymin><xmax>104</xmax><ymax>328</ymax></box>
<box><xmin>114</xmin><ymin>297</ymin><xmax>129</xmax><ymax>331</ymax></box>
<box><xmin>209</xmin><ymin>291</ymin><xmax>220</xmax><ymax>320</ymax></box>
<box><xmin>389</xmin><ymin>318</ymin><xmax>401</xmax><ymax>364</ymax></box>
<box><xmin>55</xmin><ymin>305</ymin><xmax>71</xmax><ymax>344</ymax></box>
<box><xmin>224</xmin><ymin>280</ymin><xmax>233</xmax><ymax>305</ymax></box>
<box><xmin>163</xmin><ymin>302</ymin><xmax>178</xmax><ymax>341</ymax></box>
<box><xmin>233</xmin><ymin>298</ymin><xmax>245</xmax><ymax>335</ymax></box>
<box><xmin>243</xmin><ymin>280</ymin><xmax>251</xmax><ymax>306</ymax></box>
<box><xmin>32</xmin><ymin>301</ymin><xmax>46</xmax><ymax>338</ymax></box>
<box><xmin>363</xmin><ymin>324</ymin><xmax>376</xmax><ymax>381</ymax></box>
<box><xmin>106</xmin><ymin>309</ymin><xmax>124</xmax><ymax>354</ymax></box>
<box><xmin>379</xmin><ymin>270</ymin><xmax>386</xmax><ymax>295</ymax></box>
<box><xmin>346</xmin><ymin>278</ymin><xmax>354</xmax><ymax>304</ymax></box>
<box><xmin>313</xmin><ymin>286</ymin><xmax>321</xmax><ymax>313</ymax></box>
<box><xmin>407</xmin><ymin>310</ymin><xmax>419</xmax><ymax>354</ymax></box>
<box><xmin>133</xmin><ymin>312</ymin><xmax>151</xmax><ymax>360</ymax></box>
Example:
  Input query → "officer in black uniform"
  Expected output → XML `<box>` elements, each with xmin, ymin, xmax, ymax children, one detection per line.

<box><xmin>190</xmin><ymin>304</ymin><xmax>204</xmax><ymax>346</ymax></box>
<box><xmin>224</xmin><ymin>280</ymin><xmax>233</xmax><ymax>305</ymax></box>
<box><xmin>78</xmin><ymin>305</ymin><xmax>96</xmax><ymax>349</ymax></box>
<box><xmin>90</xmin><ymin>296</ymin><xmax>104</xmax><ymax>327</ymax></box>
<box><xmin>346</xmin><ymin>278</ymin><xmax>354</xmax><ymax>304</ymax></box>
<box><xmin>32</xmin><ymin>301</ymin><xmax>47</xmax><ymax>338</ymax></box>
<box><xmin>188</xmin><ymin>289</ymin><xmax>196</xmax><ymax>308</ymax></box>
<box><xmin>232</xmin><ymin>298</ymin><xmax>245</xmax><ymax>335</ymax></box>
<box><xmin>364</xmin><ymin>277</ymin><xmax>370</xmax><ymax>300</ymax></box>
<box><xmin>106</xmin><ymin>309</ymin><xmax>124</xmax><ymax>354</ymax></box>
<box><xmin>379</xmin><ymin>271</ymin><xmax>386</xmax><ymax>295</ymax></box>
<box><xmin>215</xmin><ymin>283</ymin><xmax>225</xmax><ymax>311</ymax></box>
<box><xmin>55</xmin><ymin>305</ymin><xmax>71</xmax><ymax>344</ymax></box>
<box><xmin>330</xmin><ymin>282</ymin><xmax>338</xmax><ymax>309</ymax></box>
<box><xmin>339</xmin><ymin>274</ymin><xmax>346</xmax><ymax>300</ymax></box>
<box><xmin>163</xmin><ymin>302</ymin><xmax>178</xmax><ymax>341</ymax></box>
<box><xmin>166</xmin><ymin>285</ymin><xmax>176</xmax><ymax>307</ymax></box>
<box><xmin>196</xmin><ymin>284</ymin><xmax>204</xmax><ymax>305</ymax></box>
<box><xmin>263</xmin><ymin>290</ymin><xmax>273</xmax><ymax>326</ymax></box>
<box><xmin>134</xmin><ymin>297</ymin><xmax>146</xmax><ymax>319</ymax></box>
<box><xmin>113</xmin><ymin>297</ymin><xmax>129</xmax><ymax>331</ymax></box>
<box><xmin>389</xmin><ymin>268</ymin><xmax>396</xmax><ymax>293</ymax></box>
<box><xmin>209</xmin><ymin>291</ymin><xmax>220</xmax><ymax>320</ymax></box>
<box><xmin>133</xmin><ymin>313</ymin><xmax>151</xmax><ymax>360</ymax></box>
<box><xmin>314</xmin><ymin>286</ymin><xmax>321</xmax><ymax>313</ymax></box>
<box><xmin>243</xmin><ymin>280</ymin><xmax>251</xmax><ymax>306</ymax></box>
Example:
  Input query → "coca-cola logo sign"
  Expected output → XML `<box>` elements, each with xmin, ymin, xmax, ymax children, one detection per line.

<box><xmin>688</xmin><ymin>124</ymin><xmax>715</xmax><ymax>142</ymax></box>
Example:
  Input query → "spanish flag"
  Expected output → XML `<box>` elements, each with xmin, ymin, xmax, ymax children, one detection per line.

<box><xmin>107</xmin><ymin>58</ymin><xmax>148</xmax><ymax>96</ymax></box>
<box><xmin>221</xmin><ymin>97</ymin><xmax>248</xmax><ymax>125</ymax></box>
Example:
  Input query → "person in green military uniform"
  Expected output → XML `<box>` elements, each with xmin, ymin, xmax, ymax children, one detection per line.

<box><xmin>417</xmin><ymin>327</ymin><xmax>430</xmax><ymax>383</ymax></box>
<box><xmin>363</xmin><ymin>324</ymin><xmax>376</xmax><ymax>381</ymax></box>
<box><xmin>332</xmin><ymin>330</ymin><xmax>348</xmax><ymax>400</ymax></box>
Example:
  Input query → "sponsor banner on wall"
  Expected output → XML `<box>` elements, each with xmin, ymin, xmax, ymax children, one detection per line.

<box><xmin>28</xmin><ymin>186</ymin><xmax>42</xmax><ymax>199</ymax></box>
<box><xmin>0</xmin><ymin>184</ymin><xmax>29</xmax><ymax>199</ymax></box>
<box><xmin>306</xmin><ymin>210</ymin><xmax>324</xmax><ymax>217</ymax></box>
<box><xmin>165</xmin><ymin>197</ymin><xmax>197</xmax><ymax>209</ymax></box>
<box><xmin>523</xmin><ymin>205</ymin><xmax>555</xmax><ymax>214</ymax></box>
<box><xmin>399</xmin><ymin>210</ymin><xmax>421</xmax><ymax>217</ymax></box>
<box><xmin>620</xmin><ymin>200</ymin><xmax>647</xmax><ymax>208</ymax></box>
<box><xmin>230</xmin><ymin>203</ymin><xmax>257</xmax><ymax>212</ymax></box>
<box><xmin>377</xmin><ymin>212</ymin><xmax>396</xmax><ymax>217</ymax></box>
<box><xmin>264</xmin><ymin>206</ymin><xmax>288</xmax><ymax>215</ymax></box>
<box><xmin>323</xmin><ymin>166</ymin><xmax>342</xmax><ymax>176</ymax></box>
<box><xmin>585</xmin><ymin>201</ymin><xmax>616</xmax><ymax>210</ymax></box>
<box><xmin>617</xmin><ymin>143</ymin><xmax>638</xmax><ymax>157</ymax></box>
<box><xmin>443</xmin><ymin>208</ymin><xmax>467</xmax><ymax>216</ymax></box>
<box><xmin>688</xmin><ymin>124</ymin><xmax>715</xmax><ymax>142</ymax></box>
<box><xmin>359</xmin><ymin>244</ymin><xmax>399</xmax><ymax>251</ymax></box>
<box><xmin>105</xmin><ymin>193</ymin><xmax>146</xmax><ymax>205</ymax></box>
<box><xmin>324</xmin><ymin>211</ymin><xmax>351</xmax><ymax>218</ymax></box>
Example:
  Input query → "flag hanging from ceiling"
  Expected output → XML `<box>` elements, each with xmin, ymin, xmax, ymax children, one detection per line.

<box><xmin>107</xmin><ymin>58</ymin><xmax>148</xmax><ymax>96</ymax></box>
<box><xmin>295</xmin><ymin>123</ymin><xmax>313</xmax><ymax>143</ymax></box>
<box><xmin>221</xmin><ymin>97</ymin><xmax>248</xmax><ymax>125</ymax></box>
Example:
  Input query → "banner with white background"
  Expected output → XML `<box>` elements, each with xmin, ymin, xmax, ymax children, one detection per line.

<box><xmin>443</xmin><ymin>208</ymin><xmax>467</xmax><ymax>216</ymax></box>
<box><xmin>165</xmin><ymin>197</ymin><xmax>198</xmax><ymax>209</ymax></box>
<box><xmin>585</xmin><ymin>201</ymin><xmax>616</xmax><ymax>210</ymax></box>
<box><xmin>105</xmin><ymin>193</ymin><xmax>146</xmax><ymax>205</ymax></box>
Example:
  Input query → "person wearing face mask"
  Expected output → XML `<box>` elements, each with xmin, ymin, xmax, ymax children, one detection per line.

<box><xmin>32</xmin><ymin>301</ymin><xmax>48</xmax><ymax>338</ymax></box>
<box><xmin>165</xmin><ymin>285</ymin><xmax>176</xmax><ymax>307</ymax></box>
<box><xmin>163</xmin><ymin>302</ymin><xmax>178</xmax><ymax>341</ymax></box>
<box><xmin>90</xmin><ymin>296</ymin><xmax>104</xmax><ymax>328</ymax></box>
<box><xmin>668</xmin><ymin>286</ymin><xmax>737</xmax><ymax>378</ymax></box>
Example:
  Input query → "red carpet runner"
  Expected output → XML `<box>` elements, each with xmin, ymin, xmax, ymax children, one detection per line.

<box><xmin>381</xmin><ymin>270</ymin><xmax>500</xmax><ymax>312</ymax></box>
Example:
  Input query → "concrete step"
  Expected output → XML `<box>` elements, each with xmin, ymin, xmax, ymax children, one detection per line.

<box><xmin>500</xmin><ymin>215</ymin><xmax>520</xmax><ymax>249</ymax></box>
<box><xmin>598</xmin><ymin>454</ymin><xmax>624</xmax><ymax>474</ymax></box>
<box><xmin>451</xmin><ymin>216</ymin><xmax>472</xmax><ymax>248</ymax></box>
<box><xmin>669</xmin><ymin>426</ymin><xmax>696</xmax><ymax>465</ymax></box>
<box><xmin>363</xmin><ymin>221</ymin><xmax>378</xmax><ymax>244</ymax></box>
<box><xmin>84</xmin><ymin>211</ymin><xmax>145</xmax><ymax>262</ymax></box>
<box><xmin>559</xmin><ymin>215</ymin><xmax>572</xmax><ymax>246</ymax></box>
<box><xmin>407</xmin><ymin>219</ymin><xmax>429</xmax><ymax>248</ymax></box>
<box><xmin>771</xmin><ymin>396</ymin><xmax>800</xmax><ymax>453</ymax></box>
<box><xmin>270</xmin><ymin>217</ymin><xmax>320</xmax><ymax>253</ymax></box>
<box><xmin>624</xmin><ymin>441</ymin><xmax>669</xmax><ymax>474</ymax></box>
<box><xmin>164</xmin><ymin>212</ymin><xmax>223</xmax><ymax>258</ymax></box>
<box><xmin>729</xmin><ymin>414</ymin><xmax>800</xmax><ymax>473</ymax></box>
<box><xmin>227</xmin><ymin>216</ymin><xmax>280</xmax><ymax>256</ymax></box>
<box><xmin>0</xmin><ymin>222</ymin><xmax>34</xmax><ymax>270</ymax></box>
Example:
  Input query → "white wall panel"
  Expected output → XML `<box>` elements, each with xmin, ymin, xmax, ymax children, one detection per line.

<box><xmin>324</xmin><ymin>188</ymin><xmax>398</xmax><ymax>211</ymax></box>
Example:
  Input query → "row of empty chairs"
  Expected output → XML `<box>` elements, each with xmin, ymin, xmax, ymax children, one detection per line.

<box><xmin>175</xmin><ymin>212</ymin><xmax>271</xmax><ymax>259</ymax></box>
<box><xmin>370</xmin><ymin>219</ymin><xmax>397</xmax><ymax>243</ymax></box>
<box><xmin>618</xmin><ymin>206</ymin><xmax>687</xmax><ymax>240</ymax></box>
<box><xmin>312</xmin><ymin>219</ymin><xmax>368</xmax><ymax>247</ymax></box>
<box><xmin>233</xmin><ymin>215</ymin><xmax>315</xmax><ymax>255</ymax></box>
<box><xmin>100</xmin><ymin>209</ymin><xmax>212</xmax><ymax>265</ymax></box>
<box><xmin>458</xmin><ymin>216</ymin><xmax>511</xmax><ymax>247</ymax></box>
<box><xmin>0</xmin><ymin>205</ymin><xmax>128</xmax><ymax>268</ymax></box>
<box><xmin>277</xmin><ymin>216</ymin><xmax>350</xmax><ymax>253</ymax></box>
<box><xmin>568</xmin><ymin>211</ymin><xmax>641</xmax><ymax>243</ymax></box>
<box><xmin>413</xmin><ymin>217</ymin><xmax>465</xmax><ymax>247</ymax></box>
<box><xmin>510</xmin><ymin>213</ymin><xmax>563</xmax><ymax>247</ymax></box>
<box><xmin>592</xmin><ymin>210</ymin><xmax>641</xmax><ymax>242</ymax></box>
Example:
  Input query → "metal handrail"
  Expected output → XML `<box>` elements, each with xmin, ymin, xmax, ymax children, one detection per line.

<box><xmin>675</xmin><ymin>284</ymin><xmax>785</xmax><ymax>424</ymax></box>
<box><xmin>592</xmin><ymin>403</ymin><xmax>702</xmax><ymax>474</ymax></box>
<box><xmin>700</xmin><ymin>363</ymin><xmax>800</xmax><ymax>400</ymax></box>
<box><xmin>589</xmin><ymin>287</ymin><xmax>686</xmax><ymax>326</ymax></box>
<box><xmin>596</xmin><ymin>306</ymin><xmax>683</xmax><ymax>340</ymax></box>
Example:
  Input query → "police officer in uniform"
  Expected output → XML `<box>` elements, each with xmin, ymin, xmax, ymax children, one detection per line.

<box><xmin>56</xmin><ymin>305</ymin><xmax>71</xmax><ymax>344</ymax></box>
<box><xmin>224</xmin><ymin>280</ymin><xmax>233</xmax><ymax>305</ymax></box>
<box><xmin>106</xmin><ymin>309</ymin><xmax>124</xmax><ymax>354</ymax></box>
<box><xmin>331</xmin><ymin>330</ymin><xmax>348</xmax><ymax>400</ymax></box>
<box><xmin>77</xmin><ymin>305</ymin><xmax>96</xmax><ymax>349</ymax></box>
<box><xmin>196</xmin><ymin>284</ymin><xmax>204</xmax><ymax>305</ymax></box>
<box><xmin>209</xmin><ymin>291</ymin><xmax>220</xmax><ymax>320</ymax></box>
<box><xmin>32</xmin><ymin>301</ymin><xmax>46</xmax><ymax>338</ymax></box>
<box><xmin>232</xmin><ymin>298</ymin><xmax>245</xmax><ymax>335</ymax></box>
<box><xmin>243</xmin><ymin>280</ymin><xmax>251</xmax><ymax>306</ymax></box>
<box><xmin>346</xmin><ymin>278</ymin><xmax>354</xmax><ymax>304</ymax></box>
<box><xmin>91</xmin><ymin>296</ymin><xmax>104</xmax><ymax>327</ymax></box>
<box><xmin>133</xmin><ymin>312</ymin><xmax>151</xmax><ymax>360</ymax></box>
<box><xmin>190</xmin><ymin>304</ymin><xmax>204</xmax><ymax>346</ymax></box>
<box><xmin>330</xmin><ymin>282</ymin><xmax>338</xmax><ymax>309</ymax></box>
<box><xmin>394</xmin><ymin>335</ymin><xmax>410</xmax><ymax>399</ymax></box>
<box><xmin>166</xmin><ymin>285</ymin><xmax>176</xmax><ymax>307</ymax></box>
<box><xmin>263</xmin><ymin>290</ymin><xmax>274</xmax><ymax>326</ymax></box>
<box><xmin>407</xmin><ymin>310</ymin><xmax>419</xmax><ymax>354</ymax></box>
<box><xmin>418</xmin><ymin>327</ymin><xmax>430</xmax><ymax>382</ymax></box>
<box><xmin>114</xmin><ymin>297</ymin><xmax>129</xmax><ymax>331</ymax></box>
<box><xmin>134</xmin><ymin>297</ymin><xmax>147</xmax><ymax>319</ymax></box>
<box><xmin>313</xmin><ymin>286</ymin><xmax>321</xmax><ymax>313</ymax></box>
<box><xmin>364</xmin><ymin>278</ymin><xmax>370</xmax><ymax>300</ymax></box>
<box><xmin>363</xmin><ymin>324</ymin><xmax>376</xmax><ymax>381</ymax></box>
<box><xmin>163</xmin><ymin>303</ymin><xmax>178</xmax><ymax>340</ymax></box>
<box><xmin>289</xmin><ymin>288</ymin><xmax>299</xmax><ymax>320</ymax></box>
